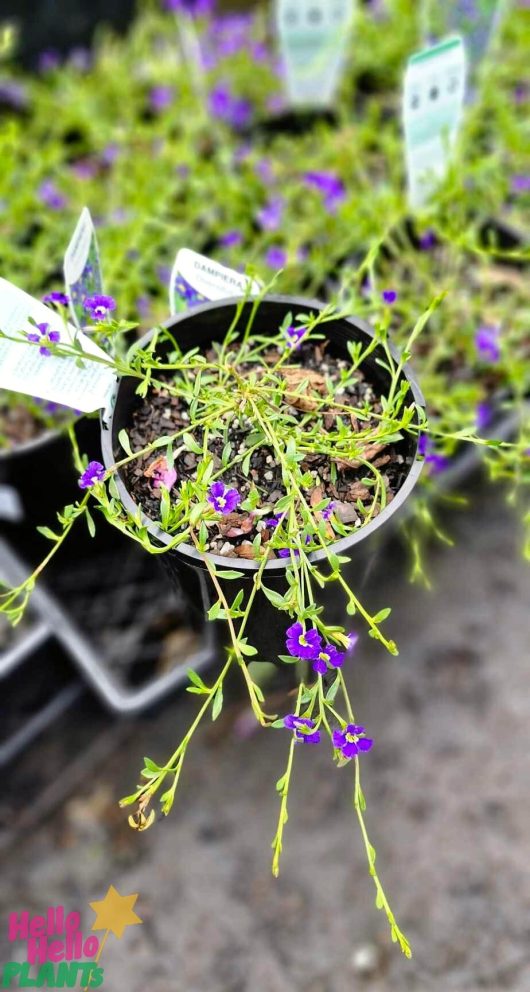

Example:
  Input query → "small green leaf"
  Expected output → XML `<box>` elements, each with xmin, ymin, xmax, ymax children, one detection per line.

<box><xmin>216</xmin><ymin>570</ymin><xmax>245</xmax><ymax>580</ymax></box>
<box><xmin>212</xmin><ymin>686</ymin><xmax>223</xmax><ymax>720</ymax></box>
<box><xmin>118</xmin><ymin>429</ymin><xmax>133</xmax><ymax>457</ymax></box>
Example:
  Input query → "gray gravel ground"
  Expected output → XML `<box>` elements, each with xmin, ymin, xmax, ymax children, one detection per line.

<box><xmin>1</xmin><ymin>479</ymin><xmax>529</xmax><ymax>992</ymax></box>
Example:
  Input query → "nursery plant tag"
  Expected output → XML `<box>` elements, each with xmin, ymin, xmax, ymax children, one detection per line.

<box><xmin>64</xmin><ymin>206</ymin><xmax>103</xmax><ymax>330</ymax></box>
<box><xmin>275</xmin><ymin>0</ymin><xmax>355</xmax><ymax>108</ymax></box>
<box><xmin>403</xmin><ymin>36</ymin><xmax>467</xmax><ymax>209</ymax></box>
<box><xmin>0</xmin><ymin>278</ymin><xmax>116</xmax><ymax>413</ymax></box>
<box><xmin>169</xmin><ymin>249</ymin><xmax>262</xmax><ymax>316</ymax></box>
<box><xmin>439</xmin><ymin>0</ymin><xmax>506</xmax><ymax>67</ymax></box>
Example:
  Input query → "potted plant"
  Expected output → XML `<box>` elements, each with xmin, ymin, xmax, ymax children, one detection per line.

<box><xmin>4</xmin><ymin>282</ymin><xmax>524</xmax><ymax>955</ymax></box>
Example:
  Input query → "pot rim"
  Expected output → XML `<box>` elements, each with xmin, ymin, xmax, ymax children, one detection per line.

<box><xmin>0</xmin><ymin>424</ymin><xmax>62</xmax><ymax>461</ymax></box>
<box><xmin>100</xmin><ymin>294</ymin><xmax>426</xmax><ymax>574</ymax></box>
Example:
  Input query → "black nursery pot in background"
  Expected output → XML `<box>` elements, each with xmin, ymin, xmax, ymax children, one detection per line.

<box><xmin>101</xmin><ymin>296</ymin><xmax>425</xmax><ymax>664</ymax></box>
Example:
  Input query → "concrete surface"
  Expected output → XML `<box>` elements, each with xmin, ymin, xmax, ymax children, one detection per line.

<box><xmin>0</xmin><ymin>478</ymin><xmax>529</xmax><ymax>992</ymax></box>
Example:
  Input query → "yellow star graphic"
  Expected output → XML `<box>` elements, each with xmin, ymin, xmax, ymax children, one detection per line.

<box><xmin>89</xmin><ymin>885</ymin><xmax>143</xmax><ymax>939</ymax></box>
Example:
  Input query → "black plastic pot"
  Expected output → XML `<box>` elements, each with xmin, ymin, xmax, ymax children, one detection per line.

<box><xmin>0</xmin><ymin>416</ymin><xmax>100</xmax><ymax>562</ymax></box>
<box><xmin>101</xmin><ymin>295</ymin><xmax>425</xmax><ymax>664</ymax></box>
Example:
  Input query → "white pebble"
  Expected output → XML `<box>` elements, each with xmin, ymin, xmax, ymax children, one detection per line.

<box><xmin>264</xmin><ymin>471</ymin><xmax>274</xmax><ymax>481</ymax></box>
<box><xmin>220</xmin><ymin>542</ymin><xmax>232</xmax><ymax>556</ymax></box>
<box><xmin>350</xmin><ymin>944</ymin><xmax>380</xmax><ymax>977</ymax></box>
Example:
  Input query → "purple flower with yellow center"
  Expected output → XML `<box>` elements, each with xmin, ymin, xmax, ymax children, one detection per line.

<box><xmin>265</xmin><ymin>246</ymin><xmax>287</xmax><ymax>269</ymax></box>
<box><xmin>26</xmin><ymin>322</ymin><xmax>60</xmax><ymax>357</ymax></box>
<box><xmin>283</xmin><ymin>714</ymin><xmax>320</xmax><ymax>744</ymax></box>
<box><xmin>149</xmin><ymin>85</ymin><xmax>174</xmax><ymax>113</ymax></box>
<box><xmin>304</xmin><ymin>170</ymin><xmax>345</xmax><ymax>212</ymax></box>
<box><xmin>382</xmin><ymin>289</ymin><xmax>398</xmax><ymax>305</ymax></box>
<box><xmin>79</xmin><ymin>461</ymin><xmax>105</xmax><ymax>489</ymax></box>
<box><xmin>286</xmin><ymin>622</ymin><xmax>321</xmax><ymax>660</ymax></box>
<box><xmin>332</xmin><ymin>724</ymin><xmax>373</xmax><ymax>759</ymax></box>
<box><xmin>257</xmin><ymin>196</ymin><xmax>284</xmax><ymax>232</ymax></box>
<box><xmin>84</xmin><ymin>294</ymin><xmax>116</xmax><ymax>322</ymax></box>
<box><xmin>312</xmin><ymin>644</ymin><xmax>345</xmax><ymax>675</ymax></box>
<box><xmin>43</xmin><ymin>291</ymin><xmax>69</xmax><ymax>306</ymax></box>
<box><xmin>208</xmin><ymin>481</ymin><xmax>240</xmax><ymax>514</ymax></box>
<box><xmin>475</xmin><ymin>324</ymin><xmax>500</xmax><ymax>363</ymax></box>
<box><xmin>38</xmin><ymin>179</ymin><xmax>66</xmax><ymax>211</ymax></box>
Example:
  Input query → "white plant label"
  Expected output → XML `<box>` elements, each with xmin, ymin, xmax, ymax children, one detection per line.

<box><xmin>64</xmin><ymin>207</ymin><xmax>103</xmax><ymax>329</ymax></box>
<box><xmin>169</xmin><ymin>249</ymin><xmax>262</xmax><ymax>316</ymax></box>
<box><xmin>403</xmin><ymin>36</ymin><xmax>467</xmax><ymax>209</ymax></box>
<box><xmin>275</xmin><ymin>0</ymin><xmax>355</xmax><ymax>108</ymax></box>
<box><xmin>0</xmin><ymin>278</ymin><xmax>116</xmax><ymax>413</ymax></box>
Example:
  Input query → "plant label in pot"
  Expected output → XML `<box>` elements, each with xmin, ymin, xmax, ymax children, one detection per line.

<box><xmin>0</xmin><ymin>278</ymin><xmax>115</xmax><ymax>412</ymax></box>
<box><xmin>404</xmin><ymin>36</ymin><xmax>467</xmax><ymax>209</ymax></box>
<box><xmin>169</xmin><ymin>248</ymin><xmax>262</xmax><ymax>315</ymax></box>
<box><xmin>64</xmin><ymin>206</ymin><xmax>103</xmax><ymax>330</ymax></box>
<box><xmin>275</xmin><ymin>0</ymin><xmax>355</xmax><ymax>108</ymax></box>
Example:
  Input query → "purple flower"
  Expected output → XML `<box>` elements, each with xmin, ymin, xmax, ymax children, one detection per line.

<box><xmin>101</xmin><ymin>144</ymin><xmax>120</xmax><ymax>167</ymax></box>
<box><xmin>38</xmin><ymin>49</ymin><xmax>60</xmax><ymax>73</ymax></box>
<box><xmin>84</xmin><ymin>294</ymin><xmax>117</xmax><ymax>321</ymax></box>
<box><xmin>42</xmin><ymin>291</ymin><xmax>69</xmax><ymax>306</ymax></box>
<box><xmin>283</xmin><ymin>714</ymin><xmax>320</xmax><ymax>744</ymax></box>
<box><xmin>345</xmin><ymin>631</ymin><xmax>359</xmax><ymax>653</ymax></box>
<box><xmin>511</xmin><ymin>174</ymin><xmax>530</xmax><ymax>194</ymax></box>
<box><xmin>208</xmin><ymin>481</ymin><xmax>240</xmax><ymax>514</ymax></box>
<box><xmin>265</xmin><ymin>516</ymin><xmax>280</xmax><ymax>529</ymax></box>
<box><xmin>219</xmin><ymin>229</ymin><xmax>243</xmax><ymax>248</ymax></box>
<box><xmin>284</xmin><ymin>325</ymin><xmax>307</xmax><ymax>349</ymax></box>
<box><xmin>208</xmin><ymin>83</ymin><xmax>252</xmax><ymax>129</ymax></box>
<box><xmin>419</xmin><ymin>229</ymin><xmax>436</xmax><ymax>250</ymax></box>
<box><xmin>321</xmin><ymin>501</ymin><xmax>335</xmax><ymax>521</ymax></box>
<box><xmin>304</xmin><ymin>171</ymin><xmax>345</xmax><ymax>212</ymax></box>
<box><xmin>332</xmin><ymin>724</ymin><xmax>373</xmax><ymax>759</ymax></box>
<box><xmin>257</xmin><ymin>197</ymin><xmax>284</xmax><ymax>232</ymax></box>
<box><xmin>286</xmin><ymin>622</ymin><xmax>321</xmax><ymax>660</ymax></box>
<box><xmin>38</xmin><ymin>179</ymin><xmax>67</xmax><ymax>210</ymax></box>
<box><xmin>0</xmin><ymin>79</ymin><xmax>28</xmax><ymax>110</ymax></box>
<box><xmin>254</xmin><ymin>158</ymin><xmax>274</xmax><ymax>183</ymax></box>
<box><xmin>79</xmin><ymin>461</ymin><xmax>105</xmax><ymax>489</ymax></box>
<box><xmin>70</xmin><ymin>159</ymin><xmax>98</xmax><ymax>181</ymax></box>
<box><xmin>164</xmin><ymin>0</ymin><xmax>214</xmax><ymax>13</ymax></box>
<box><xmin>476</xmin><ymin>402</ymin><xmax>493</xmax><ymax>432</ymax></box>
<box><xmin>475</xmin><ymin>324</ymin><xmax>500</xmax><ymax>363</ymax></box>
<box><xmin>278</xmin><ymin>547</ymin><xmax>300</xmax><ymax>559</ymax></box>
<box><xmin>26</xmin><ymin>322</ymin><xmax>60</xmax><ymax>357</ymax></box>
<box><xmin>514</xmin><ymin>84</ymin><xmax>527</xmax><ymax>105</ymax></box>
<box><xmin>382</xmin><ymin>289</ymin><xmax>398</xmax><ymax>305</ymax></box>
<box><xmin>312</xmin><ymin>644</ymin><xmax>345</xmax><ymax>675</ymax></box>
<box><xmin>149</xmin><ymin>85</ymin><xmax>174</xmax><ymax>113</ymax></box>
<box><xmin>68</xmin><ymin>47</ymin><xmax>92</xmax><ymax>72</ymax></box>
<box><xmin>265</xmin><ymin>246</ymin><xmax>287</xmax><ymax>269</ymax></box>
<box><xmin>418</xmin><ymin>434</ymin><xmax>450</xmax><ymax>474</ymax></box>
